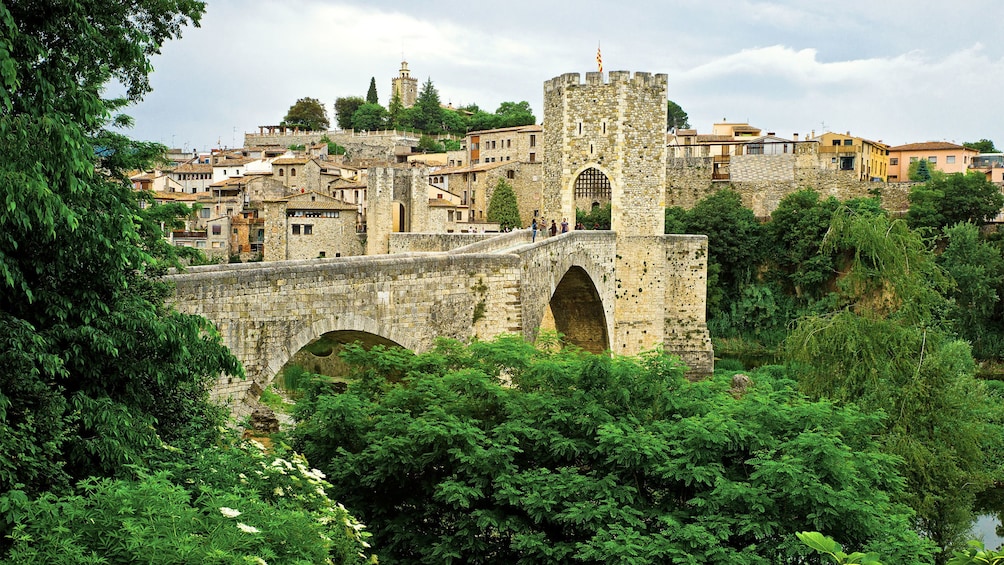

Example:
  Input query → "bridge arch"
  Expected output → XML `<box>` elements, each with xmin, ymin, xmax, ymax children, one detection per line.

<box><xmin>545</xmin><ymin>265</ymin><xmax>609</xmax><ymax>353</ymax></box>
<box><xmin>266</xmin><ymin>311</ymin><xmax>419</xmax><ymax>387</ymax></box>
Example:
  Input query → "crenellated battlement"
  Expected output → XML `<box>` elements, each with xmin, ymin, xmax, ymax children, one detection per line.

<box><xmin>544</xmin><ymin>71</ymin><xmax>669</xmax><ymax>92</ymax></box>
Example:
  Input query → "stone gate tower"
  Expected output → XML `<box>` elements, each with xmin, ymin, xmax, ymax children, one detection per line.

<box><xmin>542</xmin><ymin>71</ymin><xmax>667</xmax><ymax>235</ymax></box>
<box><xmin>543</xmin><ymin>71</ymin><xmax>711</xmax><ymax>371</ymax></box>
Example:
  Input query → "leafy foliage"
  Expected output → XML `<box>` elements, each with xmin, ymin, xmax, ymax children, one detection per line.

<box><xmin>798</xmin><ymin>532</ymin><xmax>883</xmax><ymax>564</ymax></box>
<box><xmin>667</xmin><ymin>99</ymin><xmax>690</xmax><ymax>130</ymax></box>
<box><xmin>412</xmin><ymin>77</ymin><xmax>445</xmax><ymax>134</ymax></box>
<box><xmin>351</xmin><ymin>102</ymin><xmax>389</xmax><ymax>132</ymax></box>
<box><xmin>0</xmin><ymin>0</ymin><xmax>244</xmax><ymax>510</ymax></box>
<box><xmin>939</xmin><ymin>222</ymin><xmax>1004</xmax><ymax>356</ymax></box>
<box><xmin>366</xmin><ymin>76</ymin><xmax>379</xmax><ymax>104</ymax></box>
<box><xmin>292</xmin><ymin>338</ymin><xmax>934</xmax><ymax>564</ymax></box>
<box><xmin>784</xmin><ymin>210</ymin><xmax>998</xmax><ymax>561</ymax></box>
<box><xmin>910</xmin><ymin>158</ymin><xmax>933</xmax><ymax>182</ymax></box>
<box><xmin>908</xmin><ymin>172</ymin><xmax>1004</xmax><ymax>233</ymax></box>
<box><xmin>964</xmin><ymin>139</ymin><xmax>998</xmax><ymax>154</ymax></box>
<box><xmin>1</xmin><ymin>440</ymin><xmax>375</xmax><ymax>564</ymax></box>
<box><xmin>577</xmin><ymin>202</ymin><xmax>611</xmax><ymax>230</ymax></box>
<box><xmin>486</xmin><ymin>179</ymin><xmax>522</xmax><ymax>230</ymax></box>
<box><xmin>493</xmin><ymin>100</ymin><xmax>536</xmax><ymax>127</ymax></box>
<box><xmin>282</xmin><ymin>96</ymin><xmax>329</xmax><ymax>131</ymax></box>
<box><xmin>334</xmin><ymin>96</ymin><xmax>365</xmax><ymax>130</ymax></box>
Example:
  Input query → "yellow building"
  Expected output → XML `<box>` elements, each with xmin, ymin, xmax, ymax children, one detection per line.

<box><xmin>814</xmin><ymin>132</ymin><xmax>889</xmax><ymax>182</ymax></box>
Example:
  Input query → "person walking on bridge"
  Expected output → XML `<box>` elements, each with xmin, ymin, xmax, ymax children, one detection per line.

<box><xmin>549</xmin><ymin>220</ymin><xmax>557</xmax><ymax>237</ymax></box>
<box><xmin>531</xmin><ymin>218</ymin><xmax>538</xmax><ymax>242</ymax></box>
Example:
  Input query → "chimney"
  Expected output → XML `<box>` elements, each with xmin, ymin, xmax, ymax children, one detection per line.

<box><xmin>811</xmin><ymin>129</ymin><xmax>815</xmax><ymax>139</ymax></box>
<box><xmin>793</xmin><ymin>133</ymin><xmax>799</xmax><ymax>141</ymax></box>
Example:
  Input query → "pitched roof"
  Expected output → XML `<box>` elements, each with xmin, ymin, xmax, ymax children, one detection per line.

<box><xmin>272</xmin><ymin>156</ymin><xmax>311</xmax><ymax>165</ymax></box>
<box><xmin>173</xmin><ymin>163</ymin><xmax>213</xmax><ymax>173</ymax></box>
<box><xmin>888</xmin><ymin>141</ymin><xmax>971</xmax><ymax>152</ymax></box>
<box><xmin>265</xmin><ymin>191</ymin><xmax>357</xmax><ymax>210</ymax></box>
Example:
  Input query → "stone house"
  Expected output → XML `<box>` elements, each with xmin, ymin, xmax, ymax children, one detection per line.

<box><xmin>170</xmin><ymin>162</ymin><xmax>214</xmax><ymax>194</ymax></box>
<box><xmin>467</xmin><ymin>124</ymin><xmax>542</xmax><ymax>166</ymax></box>
<box><xmin>262</xmin><ymin>191</ymin><xmax>362</xmax><ymax>261</ymax></box>
<box><xmin>272</xmin><ymin>156</ymin><xmax>323</xmax><ymax>194</ymax></box>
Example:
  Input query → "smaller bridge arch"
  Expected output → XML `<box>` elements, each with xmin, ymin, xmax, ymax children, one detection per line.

<box><xmin>270</xmin><ymin>311</ymin><xmax>417</xmax><ymax>387</ymax></box>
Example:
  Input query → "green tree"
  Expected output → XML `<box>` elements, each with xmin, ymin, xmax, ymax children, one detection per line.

<box><xmin>938</xmin><ymin>222</ymin><xmax>1004</xmax><ymax>357</ymax></box>
<box><xmin>387</xmin><ymin>90</ymin><xmax>404</xmax><ymax>129</ymax></box>
<box><xmin>684</xmin><ymin>189</ymin><xmax>766</xmax><ymax>317</ymax></box>
<box><xmin>765</xmin><ymin>189</ymin><xmax>842</xmax><ymax>300</ymax></box>
<box><xmin>416</xmin><ymin>135</ymin><xmax>444</xmax><ymax>153</ymax></box>
<box><xmin>910</xmin><ymin>158</ymin><xmax>933</xmax><ymax>182</ymax></box>
<box><xmin>784</xmin><ymin>209</ymin><xmax>997</xmax><ymax>562</ymax></box>
<box><xmin>494</xmin><ymin>100</ymin><xmax>536</xmax><ymax>127</ymax></box>
<box><xmin>282</xmin><ymin>96</ymin><xmax>329</xmax><ymax>131</ymax></box>
<box><xmin>334</xmin><ymin>96</ymin><xmax>365</xmax><ymax>130</ymax></box>
<box><xmin>486</xmin><ymin>179</ymin><xmax>522</xmax><ymax>230</ymax></box>
<box><xmin>963</xmin><ymin>139</ymin><xmax>998</xmax><ymax>153</ymax></box>
<box><xmin>578</xmin><ymin>202</ymin><xmax>611</xmax><ymax>230</ymax></box>
<box><xmin>350</xmin><ymin>103</ymin><xmax>389</xmax><ymax>132</ymax></box>
<box><xmin>468</xmin><ymin>110</ymin><xmax>499</xmax><ymax>133</ymax></box>
<box><xmin>0</xmin><ymin>0</ymin><xmax>241</xmax><ymax>508</ymax></box>
<box><xmin>667</xmin><ymin>99</ymin><xmax>690</xmax><ymax>130</ymax></box>
<box><xmin>412</xmin><ymin>77</ymin><xmax>444</xmax><ymax>134</ymax></box>
<box><xmin>319</xmin><ymin>134</ymin><xmax>347</xmax><ymax>156</ymax></box>
<box><xmin>366</xmin><ymin>76</ymin><xmax>378</xmax><ymax>104</ymax></box>
<box><xmin>907</xmin><ymin>172</ymin><xmax>1004</xmax><ymax>232</ymax></box>
<box><xmin>293</xmin><ymin>338</ymin><xmax>934</xmax><ymax>564</ymax></box>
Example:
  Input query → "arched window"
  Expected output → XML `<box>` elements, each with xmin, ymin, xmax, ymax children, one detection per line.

<box><xmin>291</xmin><ymin>168</ymin><xmax>297</xmax><ymax>177</ymax></box>
<box><xmin>279</xmin><ymin>169</ymin><xmax>284</xmax><ymax>177</ymax></box>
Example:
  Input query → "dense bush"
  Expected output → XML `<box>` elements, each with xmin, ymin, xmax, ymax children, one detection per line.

<box><xmin>292</xmin><ymin>337</ymin><xmax>934</xmax><ymax>564</ymax></box>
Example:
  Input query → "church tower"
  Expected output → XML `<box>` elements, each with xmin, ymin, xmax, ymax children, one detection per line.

<box><xmin>391</xmin><ymin>61</ymin><xmax>418</xmax><ymax>108</ymax></box>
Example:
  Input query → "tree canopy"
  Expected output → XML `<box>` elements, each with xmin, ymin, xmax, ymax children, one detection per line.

<box><xmin>907</xmin><ymin>172</ymin><xmax>1004</xmax><ymax>232</ymax></box>
<box><xmin>366</xmin><ymin>77</ymin><xmax>379</xmax><ymax>104</ymax></box>
<box><xmin>667</xmin><ymin>100</ymin><xmax>690</xmax><ymax>130</ymax></box>
<box><xmin>282</xmin><ymin>96</ymin><xmax>329</xmax><ymax>131</ymax></box>
<box><xmin>784</xmin><ymin>209</ymin><xmax>999</xmax><ymax>561</ymax></box>
<box><xmin>351</xmin><ymin>103</ymin><xmax>389</xmax><ymax>132</ymax></box>
<box><xmin>334</xmin><ymin>96</ymin><xmax>365</xmax><ymax>130</ymax></box>
<box><xmin>964</xmin><ymin>139</ymin><xmax>998</xmax><ymax>153</ymax></box>
<box><xmin>412</xmin><ymin>77</ymin><xmax>445</xmax><ymax>134</ymax></box>
<box><xmin>292</xmin><ymin>337</ymin><xmax>934</xmax><ymax>564</ymax></box>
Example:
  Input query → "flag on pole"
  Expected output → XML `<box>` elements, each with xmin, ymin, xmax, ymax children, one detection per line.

<box><xmin>596</xmin><ymin>43</ymin><xmax>603</xmax><ymax>72</ymax></box>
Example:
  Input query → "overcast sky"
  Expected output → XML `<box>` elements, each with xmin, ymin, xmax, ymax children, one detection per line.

<box><xmin>122</xmin><ymin>0</ymin><xmax>1004</xmax><ymax>152</ymax></box>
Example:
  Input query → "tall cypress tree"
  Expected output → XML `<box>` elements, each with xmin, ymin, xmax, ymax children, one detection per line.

<box><xmin>366</xmin><ymin>77</ymin><xmax>379</xmax><ymax>104</ymax></box>
<box><xmin>487</xmin><ymin>179</ymin><xmax>522</xmax><ymax>230</ymax></box>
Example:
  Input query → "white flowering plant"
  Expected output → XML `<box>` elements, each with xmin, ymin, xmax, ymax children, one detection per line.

<box><xmin>1</xmin><ymin>439</ymin><xmax>376</xmax><ymax>565</ymax></box>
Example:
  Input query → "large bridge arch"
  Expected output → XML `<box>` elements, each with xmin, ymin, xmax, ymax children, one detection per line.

<box><xmin>517</xmin><ymin>232</ymin><xmax>617</xmax><ymax>350</ymax></box>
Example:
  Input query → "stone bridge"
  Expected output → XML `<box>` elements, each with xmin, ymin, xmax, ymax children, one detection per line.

<box><xmin>167</xmin><ymin>229</ymin><xmax>713</xmax><ymax>417</ymax></box>
<box><xmin>168</xmin><ymin>70</ymin><xmax>721</xmax><ymax>416</ymax></box>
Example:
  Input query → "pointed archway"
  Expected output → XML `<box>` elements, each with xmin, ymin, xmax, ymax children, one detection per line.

<box><xmin>543</xmin><ymin>266</ymin><xmax>609</xmax><ymax>353</ymax></box>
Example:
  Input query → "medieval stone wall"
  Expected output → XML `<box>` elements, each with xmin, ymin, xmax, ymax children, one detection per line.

<box><xmin>667</xmin><ymin>154</ymin><xmax>913</xmax><ymax>217</ymax></box>
<box><xmin>244</xmin><ymin>130</ymin><xmax>418</xmax><ymax>161</ymax></box>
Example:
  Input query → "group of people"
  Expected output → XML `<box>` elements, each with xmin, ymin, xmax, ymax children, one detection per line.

<box><xmin>529</xmin><ymin>217</ymin><xmax>571</xmax><ymax>242</ymax></box>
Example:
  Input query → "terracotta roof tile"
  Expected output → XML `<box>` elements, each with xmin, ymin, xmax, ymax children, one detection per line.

<box><xmin>888</xmin><ymin>141</ymin><xmax>972</xmax><ymax>152</ymax></box>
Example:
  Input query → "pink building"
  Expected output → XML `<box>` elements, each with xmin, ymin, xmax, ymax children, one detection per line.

<box><xmin>887</xmin><ymin>142</ymin><xmax>977</xmax><ymax>182</ymax></box>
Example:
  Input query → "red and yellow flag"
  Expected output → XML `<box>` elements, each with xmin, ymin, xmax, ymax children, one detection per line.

<box><xmin>596</xmin><ymin>43</ymin><xmax>603</xmax><ymax>72</ymax></box>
